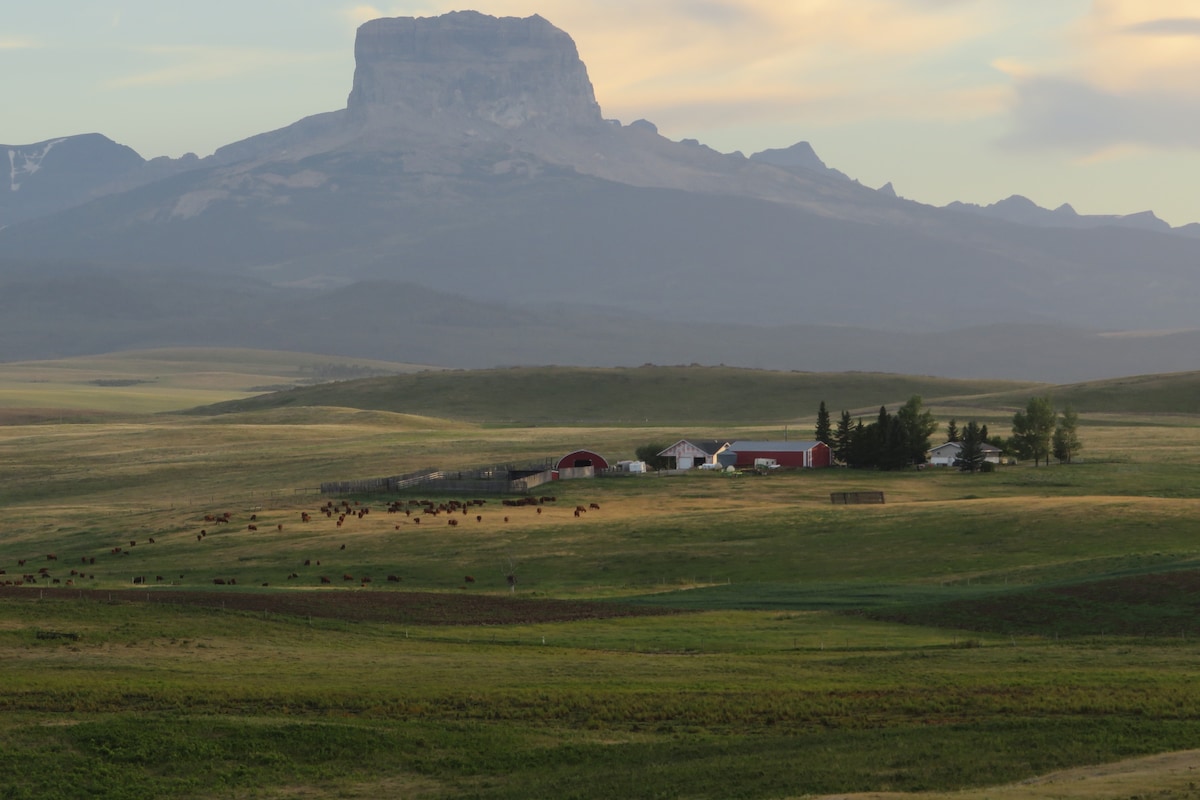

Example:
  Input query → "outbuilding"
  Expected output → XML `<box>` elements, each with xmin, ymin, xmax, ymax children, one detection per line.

<box><xmin>656</xmin><ymin>439</ymin><xmax>731</xmax><ymax>470</ymax></box>
<box><xmin>724</xmin><ymin>440</ymin><xmax>832</xmax><ymax>469</ymax></box>
<box><xmin>555</xmin><ymin>450</ymin><xmax>610</xmax><ymax>472</ymax></box>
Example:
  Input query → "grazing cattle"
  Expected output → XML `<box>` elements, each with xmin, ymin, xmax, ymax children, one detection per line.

<box><xmin>503</xmin><ymin>516</ymin><xmax>509</xmax><ymax>523</ymax></box>
<box><xmin>343</xmin><ymin>574</ymin><xmax>354</xmax><ymax>581</ymax></box>
<box><xmin>129</xmin><ymin>541</ymin><xmax>136</xmax><ymax>547</ymax></box>
<box><xmin>590</xmin><ymin>503</ymin><xmax>601</xmax><ymax>510</ymax></box>
<box><xmin>447</xmin><ymin>518</ymin><xmax>458</xmax><ymax>527</ymax></box>
<box><xmin>536</xmin><ymin>507</ymin><xmax>542</xmax><ymax>515</ymax></box>
<box><xmin>204</xmin><ymin>515</ymin><xmax>215</xmax><ymax>522</ymax></box>
<box><xmin>89</xmin><ymin>557</ymin><xmax>95</xmax><ymax>565</ymax></box>
<box><xmin>464</xmin><ymin>575</ymin><xmax>475</xmax><ymax>583</ymax></box>
<box><xmin>261</xmin><ymin>582</ymin><xmax>269</xmax><ymax>587</ymax></box>
<box><xmin>573</xmin><ymin>509</ymin><xmax>581</xmax><ymax>518</ymax></box>
<box><xmin>413</xmin><ymin>518</ymin><xmax>420</xmax><ymax>525</ymax></box>
<box><xmin>213</xmin><ymin>578</ymin><xmax>226</xmax><ymax>585</ymax></box>
<box><xmin>148</xmin><ymin>537</ymin><xmax>155</xmax><ymax>544</ymax></box>
<box><xmin>360</xmin><ymin>576</ymin><xmax>371</xmax><ymax>585</ymax></box>
<box><xmin>303</xmin><ymin>559</ymin><xmax>311</xmax><ymax>566</ymax></box>
<box><xmin>575</xmin><ymin>506</ymin><xmax>587</xmax><ymax>514</ymax></box>
<box><xmin>340</xmin><ymin>544</ymin><xmax>346</xmax><ymax>550</ymax></box>
<box><xmin>17</xmin><ymin>560</ymin><xmax>25</xmax><ymax>567</ymax></box>
<box><xmin>46</xmin><ymin>554</ymin><xmax>57</xmax><ymax>560</ymax></box>
<box><xmin>250</xmin><ymin>514</ymin><xmax>257</xmax><ymax>521</ymax></box>
<box><xmin>387</xmin><ymin>575</ymin><xmax>401</xmax><ymax>582</ymax></box>
<box><xmin>476</xmin><ymin>515</ymin><xmax>482</xmax><ymax>522</ymax></box>
<box><xmin>156</xmin><ymin>576</ymin><xmax>164</xmax><ymax>582</ymax></box>
<box><xmin>277</xmin><ymin>524</ymin><xmax>283</xmax><ymax>532</ymax></box>
<box><xmin>81</xmin><ymin>557</ymin><xmax>88</xmax><ymax>564</ymax></box>
<box><xmin>320</xmin><ymin>576</ymin><xmax>331</xmax><ymax>584</ymax></box>
<box><xmin>197</xmin><ymin>534</ymin><xmax>203</xmax><ymax>542</ymax></box>
<box><xmin>247</xmin><ymin>524</ymin><xmax>257</xmax><ymax>531</ymax></box>
<box><xmin>301</xmin><ymin>512</ymin><xmax>311</xmax><ymax>522</ymax></box>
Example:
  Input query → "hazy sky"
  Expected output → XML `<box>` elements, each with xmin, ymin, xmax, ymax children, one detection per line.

<box><xmin>5</xmin><ymin>1</ymin><xmax>1200</xmax><ymax>225</ymax></box>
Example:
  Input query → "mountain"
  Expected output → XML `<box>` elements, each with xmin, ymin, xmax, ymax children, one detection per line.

<box><xmin>944</xmin><ymin>194</ymin><xmax>1174</xmax><ymax>233</ymax></box>
<box><xmin>3</xmin><ymin>11</ymin><xmax>1200</xmax><ymax>381</ymax></box>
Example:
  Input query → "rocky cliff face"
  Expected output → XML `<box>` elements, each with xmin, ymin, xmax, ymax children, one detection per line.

<box><xmin>346</xmin><ymin>11</ymin><xmax>602</xmax><ymax>131</ymax></box>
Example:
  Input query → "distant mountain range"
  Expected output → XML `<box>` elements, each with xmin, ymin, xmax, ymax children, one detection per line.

<box><xmin>3</xmin><ymin>10</ymin><xmax>1200</xmax><ymax>382</ymax></box>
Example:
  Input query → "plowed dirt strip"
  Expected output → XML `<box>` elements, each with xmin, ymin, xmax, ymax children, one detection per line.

<box><xmin>0</xmin><ymin>586</ymin><xmax>680</xmax><ymax>626</ymax></box>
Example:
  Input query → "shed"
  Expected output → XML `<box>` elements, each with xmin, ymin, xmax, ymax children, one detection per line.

<box><xmin>725</xmin><ymin>440</ymin><xmax>832</xmax><ymax>469</ymax></box>
<box><xmin>656</xmin><ymin>439</ymin><xmax>731</xmax><ymax>470</ymax></box>
<box><xmin>555</xmin><ymin>450</ymin><xmax>610</xmax><ymax>471</ymax></box>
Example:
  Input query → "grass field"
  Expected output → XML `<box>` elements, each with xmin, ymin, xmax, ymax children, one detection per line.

<box><xmin>4</xmin><ymin>351</ymin><xmax>1200</xmax><ymax>798</ymax></box>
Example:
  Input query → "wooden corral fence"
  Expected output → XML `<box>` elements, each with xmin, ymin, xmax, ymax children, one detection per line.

<box><xmin>830</xmin><ymin>491</ymin><xmax>886</xmax><ymax>505</ymax></box>
<box><xmin>320</xmin><ymin>467</ymin><xmax>562</xmax><ymax>496</ymax></box>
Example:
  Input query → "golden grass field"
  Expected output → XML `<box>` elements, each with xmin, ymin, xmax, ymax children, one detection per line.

<box><xmin>4</xmin><ymin>348</ymin><xmax>1200</xmax><ymax>799</ymax></box>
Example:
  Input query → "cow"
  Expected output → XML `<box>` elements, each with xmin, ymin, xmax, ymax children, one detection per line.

<box><xmin>464</xmin><ymin>575</ymin><xmax>475</xmax><ymax>584</ymax></box>
<box><xmin>248</xmin><ymin>524</ymin><xmax>258</xmax><ymax>531</ymax></box>
<box><xmin>387</xmin><ymin>575</ymin><xmax>401</xmax><ymax>582</ymax></box>
<box><xmin>320</xmin><ymin>576</ymin><xmax>331</xmax><ymax>584</ymax></box>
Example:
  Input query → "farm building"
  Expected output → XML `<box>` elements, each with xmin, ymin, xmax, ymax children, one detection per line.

<box><xmin>721</xmin><ymin>440</ymin><xmax>832</xmax><ymax>469</ymax></box>
<box><xmin>555</xmin><ymin>450</ymin><xmax>610</xmax><ymax>471</ymax></box>
<box><xmin>928</xmin><ymin>441</ymin><xmax>1003</xmax><ymax>466</ymax></box>
<box><xmin>656</xmin><ymin>439</ymin><xmax>731</xmax><ymax>470</ymax></box>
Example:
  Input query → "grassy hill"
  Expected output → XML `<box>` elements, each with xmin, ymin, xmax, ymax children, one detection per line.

<box><xmin>0</xmin><ymin>347</ymin><xmax>432</xmax><ymax>414</ymax></box>
<box><xmin>186</xmin><ymin>365</ymin><xmax>1043</xmax><ymax>425</ymax></box>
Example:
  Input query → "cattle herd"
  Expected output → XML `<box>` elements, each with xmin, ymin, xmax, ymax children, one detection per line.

<box><xmin>0</xmin><ymin>493</ymin><xmax>600</xmax><ymax>591</ymax></box>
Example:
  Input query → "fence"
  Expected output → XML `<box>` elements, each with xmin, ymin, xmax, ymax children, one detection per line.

<box><xmin>830</xmin><ymin>491</ymin><xmax>886</xmax><ymax>505</ymax></box>
<box><xmin>321</xmin><ymin>467</ymin><xmax>563</xmax><ymax>497</ymax></box>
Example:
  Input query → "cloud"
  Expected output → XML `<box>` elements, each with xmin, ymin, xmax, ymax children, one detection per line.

<box><xmin>105</xmin><ymin>45</ymin><xmax>332</xmax><ymax>89</ymax></box>
<box><xmin>1124</xmin><ymin>17</ymin><xmax>1200</xmax><ymax>36</ymax></box>
<box><xmin>1003</xmin><ymin>77</ymin><xmax>1200</xmax><ymax>153</ymax></box>
<box><xmin>999</xmin><ymin>3</ymin><xmax>1200</xmax><ymax>154</ymax></box>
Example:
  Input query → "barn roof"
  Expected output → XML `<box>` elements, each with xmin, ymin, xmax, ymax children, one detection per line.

<box><xmin>728</xmin><ymin>440</ymin><xmax>825</xmax><ymax>452</ymax></box>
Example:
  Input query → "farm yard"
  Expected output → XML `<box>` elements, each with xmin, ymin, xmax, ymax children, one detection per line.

<box><xmin>4</xmin><ymin>352</ymin><xmax>1200</xmax><ymax>798</ymax></box>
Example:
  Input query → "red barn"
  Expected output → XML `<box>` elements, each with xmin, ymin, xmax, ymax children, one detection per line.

<box><xmin>724</xmin><ymin>440</ymin><xmax>832</xmax><ymax>469</ymax></box>
<box><xmin>555</xmin><ymin>450</ymin><xmax>610</xmax><ymax>471</ymax></box>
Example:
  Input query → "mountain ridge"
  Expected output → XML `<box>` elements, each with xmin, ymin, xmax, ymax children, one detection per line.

<box><xmin>3</xmin><ymin>11</ymin><xmax>1200</xmax><ymax>381</ymax></box>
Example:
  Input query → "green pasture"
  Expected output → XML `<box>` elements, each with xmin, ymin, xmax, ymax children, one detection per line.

<box><xmin>3</xmin><ymin>354</ymin><xmax>1200</xmax><ymax>797</ymax></box>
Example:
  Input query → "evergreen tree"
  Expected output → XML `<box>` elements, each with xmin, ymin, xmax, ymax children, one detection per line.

<box><xmin>947</xmin><ymin>418</ymin><xmax>960</xmax><ymax>443</ymax></box>
<box><xmin>1052</xmin><ymin>405</ymin><xmax>1082</xmax><ymax>464</ymax></box>
<box><xmin>957</xmin><ymin>421</ymin><xmax>985</xmax><ymax>473</ymax></box>
<box><xmin>815</xmin><ymin>401</ymin><xmax>832</xmax><ymax>444</ymax></box>
<box><xmin>833</xmin><ymin>410</ymin><xmax>853</xmax><ymax>464</ymax></box>
<box><xmin>1012</xmin><ymin>396</ymin><xmax>1056</xmax><ymax>466</ymax></box>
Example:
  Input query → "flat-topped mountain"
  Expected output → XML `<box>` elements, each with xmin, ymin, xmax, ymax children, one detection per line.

<box><xmin>347</xmin><ymin>11</ymin><xmax>602</xmax><ymax>130</ymax></box>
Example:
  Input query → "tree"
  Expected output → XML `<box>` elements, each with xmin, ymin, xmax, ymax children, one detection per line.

<box><xmin>1052</xmin><ymin>405</ymin><xmax>1082</xmax><ymax>464</ymax></box>
<box><xmin>956</xmin><ymin>421</ymin><xmax>985</xmax><ymax>473</ymax></box>
<box><xmin>634</xmin><ymin>442</ymin><xmax>671</xmax><ymax>470</ymax></box>
<box><xmin>946</xmin><ymin>418</ymin><xmax>960</xmax><ymax>443</ymax></box>
<box><xmin>815</xmin><ymin>401</ymin><xmax>832</xmax><ymax>445</ymax></box>
<box><xmin>896</xmin><ymin>395</ymin><xmax>938</xmax><ymax>466</ymax></box>
<box><xmin>833</xmin><ymin>410</ymin><xmax>853</xmax><ymax>464</ymax></box>
<box><xmin>1012</xmin><ymin>396</ymin><xmax>1056</xmax><ymax>466</ymax></box>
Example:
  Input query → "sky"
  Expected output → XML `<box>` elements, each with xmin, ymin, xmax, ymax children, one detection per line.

<box><xmin>4</xmin><ymin>1</ymin><xmax>1200</xmax><ymax>225</ymax></box>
